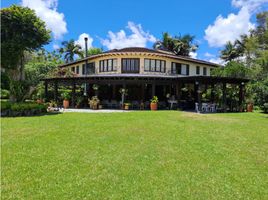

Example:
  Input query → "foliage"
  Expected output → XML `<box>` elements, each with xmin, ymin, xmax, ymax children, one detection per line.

<box><xmin>219</xmin><ymin>11</ymin><xmax>268</xmax><ymax>111</ymax></box>
<box><xmin>1</xmin><ymin>5</ymin><xmax>51</xmax><ymax>70</ymax></box>
<box><xmin>2</xmin><ymin>112</ymin><xmax>268</xmax><ymax>199</ymax></box>
<box><xmin>154</xmin><ymin>32</ymin><xmax>198</xmax><ymax>56</ymax></box>
<box><xmin>1</xmin><ymin>72</ymin><xmax>10</xmax><ymax>90</ymax></box>
<box><xmin>59</xmin><ymin>39</ymin><xmax>84</xmax><ymax>62</ymax></box>
<box><xmin>263</xmin><ymin>103</ymin><xmax>268</xmax><ymax>113</ymax></box>
<box><xmin>1</xmin><ymin>101</ymin><xmax>47</xmax><ymax>117</ymax></box>
<box><xmin>61</xmin><ymin>91</ymin><xmax>71</xmax><ymax>100</ymax></box>
<box><xmin>211</xmin><ymin>61</ymin><xmax>251</xmax><ymax>78</ymax></box>
<box><xmin>1</xmin><ymin>5</ymin><xmax>51</xmax><ymax>102</ymax></box>
<box><xmin>79</xmin><ymin>47</ymin><xmax>103</xmax><ymax>58</ymax></box>
<box><xmin>0</xmin><ymin>89</ymin><xmax>10</xmax><ymax>99</ymax></box>
<box><xmin>92</xmin><ymin>84</ymin><xmax>99</xmax><ymax>91</ymax></box>
<box><xmin>150</xmin><ymin>96</ymin><xmax>159</xmax><ymax>103</ymax></box>
<box><xmin>88</xmin><ymin>96</ymin><xmax>100</xmax><ymax>109</ymax></box>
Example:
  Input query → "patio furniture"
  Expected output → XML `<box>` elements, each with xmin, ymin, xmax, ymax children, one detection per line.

<box><xmin>132</xmin><ymin>101</ymin><xmax>140</xmax><ymax>110</ymax></box>
<box><xmin>110</xmin><ymin>100</ymin><xmax>119</xmax><ymax>109</ymax></box>
<box><xmin>168</xmin><ymin>100</ymin><xmax>178</xmax><ymax>110</ymax></box>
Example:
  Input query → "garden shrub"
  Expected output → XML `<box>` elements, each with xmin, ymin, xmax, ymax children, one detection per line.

<box><xmin>1</xmin><ymin>101</ymin><xmax>47</xmax><ymax>117</ymax></box>
<box><xmin>0</xmin><ymin>89</ymin><xmax>10</xmax><ymax>99</ymax></box>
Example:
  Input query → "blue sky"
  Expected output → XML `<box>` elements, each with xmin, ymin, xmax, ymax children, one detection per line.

<box><xmin>2</xmin><ymin>0</ymin><xmax>268</xmax><ymax>63</ymax></box>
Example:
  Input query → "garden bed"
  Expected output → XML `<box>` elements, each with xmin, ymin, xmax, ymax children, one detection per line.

<box><xmin>1</xmin><ymin>101</ymin><xmax>47</xmax><ymax>117</ymax></box>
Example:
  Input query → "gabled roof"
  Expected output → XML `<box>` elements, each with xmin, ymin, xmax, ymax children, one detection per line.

<box><xmin>59</xmin><ymin>47</ymin><xmax>221</xmax><ymax>68</ymax></box>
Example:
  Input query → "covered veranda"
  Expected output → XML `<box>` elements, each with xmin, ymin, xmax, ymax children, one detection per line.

<box><xmin>42</xmin><ymin>75</ymin><xmax>249</xmax><ymax>112</ymax></box>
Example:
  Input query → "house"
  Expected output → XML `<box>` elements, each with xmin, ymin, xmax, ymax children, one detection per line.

<box><xmin>43</xmin><ymin>46</ymin><xmax>248</xmax><ymax>111</ymax></box>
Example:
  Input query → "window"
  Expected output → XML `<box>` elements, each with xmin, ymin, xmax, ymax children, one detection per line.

<box><xmin>82</xmin><ymin>62</ymin><xmax>95</xmax><ymax>74</ymax></box>
<box><xmin>76</xmin><ymin>66</ymin><xmax>79</xmax><ymax>74</ymax></box>
<box><xmin>99</xmin><ymin>59</ymin><xmax>117</xmax><ymax>72</ymax></box>
<box><xmin>196</xmin><ymin>66</ymin><xmax>200</xmax><ymax>75</ymax></box>
<box><xmin>71</xmin><ymin>67</ymin><xmax>75</xmax><ymax>73</ymax></box>
<box><xmin>82</xmin><ymin>64</ymin><xmax>86</xmax><ymax>74</ymax></box>
<box><xmin>172</xmin><ymin>62</ymin><xmax>189</xmax><ymax>75</ymax></box>
<box><xmin>121</xmin><ymin>58</ymin><xmax>140</xmax><ymax>73</ymax></box>
<box><xmin>203</xmin><ymin>67</ymin><xmax>207</xmax><ymax>76</ymax></box>
<box><xmin>144</xmin><ymin>59</ymin><xmax>166</xmax><ymax>73</ymax></box>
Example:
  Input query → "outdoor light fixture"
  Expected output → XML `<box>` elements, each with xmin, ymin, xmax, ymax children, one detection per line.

<box><xmin>195</xmin><ymin>81</ymin><xmax>199</xmax><ymax>85</ymax></box>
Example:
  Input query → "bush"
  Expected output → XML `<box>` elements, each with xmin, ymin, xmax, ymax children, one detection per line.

<box><xmin>263</xmin><ymin>103</ymin><xmax>268</xmax><ymax>113</ymax></box>
<box><xmin>1</xmin><ymin>101</ymin><xmax>47</xmax><ymax>117</ymax></box>
<box><xmin>0</xmin><ymin>89</ymin><xmax>10</xmax><ymax>99</ymax></box>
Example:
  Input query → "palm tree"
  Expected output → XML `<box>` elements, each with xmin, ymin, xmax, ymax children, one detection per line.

<box><xmin>220</xmin><ymin>41</ymin><xmax>240</xmax><ymax>62</ymax></box>
<box><xmin>59</xmin><ymin>40</ymin><xmax>84</xmax><ymax>63</ymax></box>
<box><xmin>153</xmin><ymin>32</ymin><xmax>198</xmax><ymax>56</ymax></box>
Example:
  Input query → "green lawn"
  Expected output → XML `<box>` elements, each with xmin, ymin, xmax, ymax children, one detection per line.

<box><xmin>2</xmin><ymin>111</ymin><xmax>268</xmax><ymax>199</ymax></box>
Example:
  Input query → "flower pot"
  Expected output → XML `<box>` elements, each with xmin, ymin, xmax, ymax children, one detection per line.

<box><xmin>150</xmin><ymin>102</ymin><xmax>158</xmax><ymax>111</ymax></box>
<box><xmin>63</xmin><ymin>100</ymin><xmax>69</xmax><ymax>109</ymax></box>
<box><xmin>247</xmin><ymin>103</ymin><xmax>253</xmax><ymax>112</ymax></box>
<box><xmin>124</xmin><ymin>105</ymin><xmax>129</xmax><ymax>110</ymax></box>
<box><xmin>37</xmin><ymin>99</ymin><xmax>43</xmax><ymax>104</ymax></box>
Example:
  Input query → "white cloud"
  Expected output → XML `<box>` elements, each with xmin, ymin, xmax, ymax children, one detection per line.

<box><xmin>21</xmin><ymin>0</ymin><xmax>67</xmax><ymax>39</ymax></box>
<box><xmin>101</xmin><ymin>21</ymin><xmax>156</xmax><ymax>50</ymax></box>
<box><xmin>232</xmin><ymin>0</ymin><xmax>268</xmax><ymax>11</ymax></box>
<box><xmin>205</xmin><ymin>7</ymin><xmax>254</xmax><ymax>47</ymax></box>
<box><xmin>189</xmin><ymin>52</ymin><xmax>197</xmax><ymax>59</ymax></box>
<box><xmin>52</xmin><ymin>44</ymin><xmax>60</xmax><ymax>50</ymax></box>
<box><xmin>75</xmin><ymin>33</ymin><xmax>93</xmax><ymax>50</ymax></box>
<box><xmin>204</xmin><ymin>52</ymin><xmax>215</xmax><ymax>58</ymax></box>
<box><xmin>209</xmin><ymin>57</ymin><xmax>225</xmax><ymax>65</ymax></box>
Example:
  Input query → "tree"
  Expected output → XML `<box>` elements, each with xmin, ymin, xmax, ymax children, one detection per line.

<box><xmin>77</xmin><ymin>47</ymin><xmax>103</xmax><ymax>59</ymax></box>
<box><xmin>153</xmin><ymin>32</ymin><xmax>198</xmax><ymax>56</ymax></box>
<box><xmin>59</xmin><ymin>40</ymin><xmax>84</xmax><ymax>62</ymax></box>
<box><xmin>1</xmin><ymin>5</ymin><xmax>51</xmax><ymax>102</ymax></box>
<box><xmin>220</xmin><ymin>41</ymin><xmax>242</xmax><ymax>62</ymax></box>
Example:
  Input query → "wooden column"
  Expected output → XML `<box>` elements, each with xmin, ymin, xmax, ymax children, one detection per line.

<box><xmin>112</xmin><ymin>84</ymin><xmax>116</xmax><ymax>100</ymax></box>
<box><xmin>71</xmin><ymin>80</ymin><xmax>76</xmax><ymax>108</ymax></box>
<box><xmin>141</xmin><ymin>84</ymin><xmax>145</xmax><ymax>101</ymax></box>
<box><xmin>239</xmin><ymin>83</ymin><xmax>245</xmax><ymax>112</ymax></box>
<box><xmin>54</xmin><ymin>81</ymin><xmax>58</xmax><ymax>103</ymax></box>
<box><xmin>44</xmin><ymin>81</ymin><xmax>48</xmax><ymax>101</ymax></box>
<box><xmin>222</xmin><ymin>83</ymin><xmax>227</xmax><ymax>112</ymax></box>
<box><xmin>211</xmin><ymin>83</ymin><xmax>215</xmax><ymax>103</ymax></box>
<box><xmin>152</xmin><ymin>83</ymin><xmax>155</xmax><ymax>97</ymax></box>
<box><xmin>197</xmin><ymin>82</ymin><xmax>202</xmax><ymax>112</ymax></box>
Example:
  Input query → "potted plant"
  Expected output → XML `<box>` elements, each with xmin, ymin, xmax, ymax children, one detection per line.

<box><xmin>150</xmin><ymin>96</ymin><xmax>158</xmax><ymax>111</ymax></box>
<box><xmin>36</xmin><ymin>92</ymin><xmax>44</xmax><ymax>104</ymax></box>
<box><xmin>61</xmin><ymin>91</ymin><xmax>70</xmax><ymax>109</ymax></box>
<box><xmin>124</xmin><ymin>103</ymin><xmax>131</xmax><ymax>110</ymax></box>
<box><xmin>119</xmin><ymin>88</ymin><xmax>128</xmax><ymax>109</ymax></box>
<box><xmin>92</xmin><ymin>84</ymin><xmax>99</xmax><ymax>96</ymax></box>
<box><xmin>246</xmin><ymin>99</ymin><xmax>254</xmax><ymax>112</ymax></box>
<box><xmin>89</xmin><ymin>96</ymin><xmax>100</xmax><ymax>110</ymax></box>
<box><xmin>75</xmin><ymin>96</ymin><xmax>83</xmax><ymax>108</ymax></box>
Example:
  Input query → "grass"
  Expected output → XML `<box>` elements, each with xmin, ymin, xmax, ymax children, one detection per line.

<box><xmin>1</xmin><ymin>111</ymin><xmax>268</xmax><ymax>199</ymax></box>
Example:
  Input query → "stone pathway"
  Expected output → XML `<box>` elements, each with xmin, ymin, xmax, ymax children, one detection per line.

<box><xmin>61</xmin><ymin>108</ymin><xmax>131</xmax><ymax>113</ymax></box>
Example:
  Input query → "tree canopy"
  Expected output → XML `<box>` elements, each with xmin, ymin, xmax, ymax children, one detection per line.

<box><xmin>1</xmin><ymin>5</ymin><xmax>51</xmax><ymax>70</ymax></box>
<box><xmin>153</xmin><ymin>32</ymin><xmax>198</xmax><ymax>56</ymax></box>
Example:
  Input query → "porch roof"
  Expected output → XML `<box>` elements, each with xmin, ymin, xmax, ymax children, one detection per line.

<box><xmin>42</xmin><ymin>74</ymin><xmax>249</xmax><ymax>85</ymax></box>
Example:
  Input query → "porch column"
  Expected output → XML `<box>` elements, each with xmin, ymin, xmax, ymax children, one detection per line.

<box><xmin>152</xmin><ymin>83</ymin><xmax>155</xmax><ymax>97</ymax></box>
<box><xmin>211</xmin><ymin>83</ymin><xmax>215</xmax><ymax>103</ymax></box>
<box><xmin>71</xmin><ymin>80</ymin><xmax>76</xmax><ymax>108</ymax></box>
<box><xmin>239</xmin><ymin>82</ymin><xmax>245</xmax><ymax>112</ymax></box>
<box><xmin>141</xmin><ymin>84</ymin><xmax>145</xmax><ymax>101</ymax></box>
<box><xmin>222</xmin><ymin>82</ymin><xmax>227</xmax><ymax>112</ymax></box>
<box><xmin>54</xmin><ymin>80</ymin><xmax>58</xmax><ymax>103</ymax></box>
<box><xmin>197</xmin><ymin>82</ymin><xmax>202</xmax><ymax>112</ymax></box>
<box><xmin>112</xmin><ymin>84</ymin><xmax>116</xmax><ymax>100</ymax></box>
<box><xmin>44</xmin><ymin>81</ymin><xmax>48</xmax><ymax>101</ymax></box>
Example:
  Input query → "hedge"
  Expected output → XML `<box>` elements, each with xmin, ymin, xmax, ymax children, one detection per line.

<box><xmin>1</xmin><ymin>101</ymin><xmax>47</xmax><ymax>117</ymax></box>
